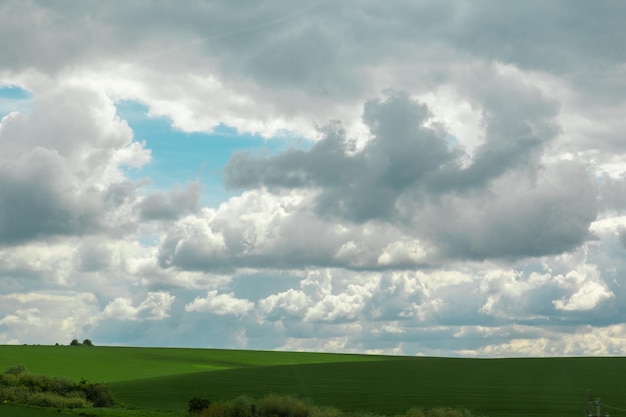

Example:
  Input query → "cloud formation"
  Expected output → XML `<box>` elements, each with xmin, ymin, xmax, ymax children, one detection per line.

<box><xmin>0</xmin><ymin>0</ymin><xmax>625</xmax><ymax>357</ymax></box>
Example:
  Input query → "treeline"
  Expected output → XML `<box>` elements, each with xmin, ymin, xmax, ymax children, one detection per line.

<box><xmin>188</xmin><ymin>394</ymin><xmax>482</xmax><ymax>417</ymax></box>
<box><xmin>70</xmin><ymin>338</ymin><xmax>94</xmax><ymax>346</ymax></box>
<box><xmin>0</xmin><ymin>364</ymin><xmax>114</xmax><ymax>409</ymax></box>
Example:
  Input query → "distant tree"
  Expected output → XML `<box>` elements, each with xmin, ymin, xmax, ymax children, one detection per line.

<box><xmin>83</xmin><ymin>339</ymin><xmax>93</xmax><ymax>346</ymax></box>
<box><xmin>70</xmin><ymin>339</ymin><xmax>80</xmax><ymax>346</ymax></box>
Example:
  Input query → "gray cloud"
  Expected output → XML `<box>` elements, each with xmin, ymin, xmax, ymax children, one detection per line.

<box><xmin>139</xmin><ymin>183</ymin><xmax>201</xmax><ymax>221</ymax></box>
<box><xmin>0</xmin><ymin>85</ymin><xmax>147</xmax><ymax>245</ymax></box>
<box><xmin>2</xmin><ymin>0</ymin><xmax>626</xmax><ymax>356</ymax></box>
<box><xmin>226</xmin><ymin>92</ymin><xmax>459</xmax><ymax>222</ymax></box>
<box><xmin>0</xmin><ymin>148</ymin><xmax>97</xmax><ymax>244</ymax></box>
<box><xmin>223</xmin><ymin>88</ymin><xmax>593</xmax><ymax>262</ymax></box>
<box><xmin>417</xmin><ymin>161</ymin><xmax>598</xmax><ymax>260</ymax></box>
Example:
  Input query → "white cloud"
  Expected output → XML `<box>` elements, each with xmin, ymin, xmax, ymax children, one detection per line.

<box><xmin>0</xmin><ymin>292</ymin><xmax>99</xmax><ymax>344</ymax></box>
<box><xmin>101</xmin><ymin>291</ymin><xmax>175</xmax><ymax>321</ymax></box>
<box><xmin>461</xmin><ymin>324</ymin><xmax>626</xmax><ymax>357</ymax></box>
<box><xmin>258</xmin><ymin>288</ymin><xmax>308</xmax><ymax>319</ymax></box>
<box><xmin>1</xmin><ymin>1</ymin><xmax>626</xmax><ymax>356</ymax></box>
<box><xmin>185</xmin><ymin>290</ymin><xmax>254</xmax><ymax>316</ymax></box>
<box><xmin>553</xmin><ymin>266</ymin><xmax>614</xmax><ymax>311</ymax></box>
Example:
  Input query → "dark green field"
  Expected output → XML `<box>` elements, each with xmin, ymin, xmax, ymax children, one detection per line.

<box><xmin>1</xmin><ymin>345</ymin><xmax>625</xmax><ymax>417</ymax></box>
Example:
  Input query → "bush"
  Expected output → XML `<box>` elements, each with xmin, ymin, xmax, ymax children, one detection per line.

<box><xmin>0</xmin><ymin>385</ymin><xmax>30</xmax><ymax>403</ymax></box>
<box><xmin>203</xmin><ymin>401</ymin><xmax>230</xmax><ymax>417</ymax></box>
<box><xmin>79</xmin><ymin>380</ymin><xmax>115</xmax><ymax>407</ymax></box>
<box><xmin>188</xmin><ymin>394</ymin><xmax>478</xmax><ymax>417</ymax></box>
<box><xmin>4</xmin><ymin>364</ymin><xmax>28</xmax><ymax>375</ymax></box>
<box><xmin>311</xmin><ymin>406</ymin><xmax>343</xmax><ymax>417</ymax></box>
<box><xmin>0</xmin><ymin>368</ymin><xmax>114</xmax><ymax>410</ymax></box>
<box><xmin>396</xmin><ymin>408</ymin><xmax>426</xmax><ymax>417</ymax></box>
<box><xmin>47</xmin><ymin>377</ymin><xmax>77</xmax><ymax>396</ymax></box>
<box><xmin>28</xmin><ymin>392</ymin><xmax>91</xmax><ymax>409</ymax></box>
<box><xmin>19</xmin><ymin>373</ymin><xmax>48</xmax><ymax>392</ymax></box>
<box><xmin>229</xmin><ymin>396</ymin><xmax>256</xmax><ymax>417</ymax></box>
<box><xmin>0</xmin><ymin>373</ymin><xmax>20</xmax><ymax>387</ymax></box>
<box><xmin>258</xmin><ymin>394</ymin><xmax>310</xmax><ymax>417</ymax></box>
<box><xmin>427</xmin><ymin>408</ymin><xmax>471</xmax><ymax>417</ymax></box>
<box><xmin>189</xmin><ymin>397</ymin><xmax>212</xmax><ymax>415</ymax></box>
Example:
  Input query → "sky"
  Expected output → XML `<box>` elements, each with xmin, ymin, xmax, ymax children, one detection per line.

<box><xmin>1</xmin><ymin>1</ymin><xmax>626</xmax><ymax>357</ymax></box>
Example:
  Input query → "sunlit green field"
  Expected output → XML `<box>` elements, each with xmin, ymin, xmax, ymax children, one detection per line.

<box><xmin>2</xmin><ymin>345</ymin><xmax>626</xmax><ymax>417</ymax></box>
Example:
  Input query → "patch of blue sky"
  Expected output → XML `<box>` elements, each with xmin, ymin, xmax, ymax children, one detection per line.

<box><xmin>0</xmin><ymin>85</ymin><xmax>33</xmax><ymax>118</ymax></box>
<box><xmin>115</xmin><ymin>100</ymin><xmax>314</xmax><ymax>207</ymax></box>
<box><xmin>446</xmin><ymin>134</ymin><xmax>460</xmax><ymax>150</ymax></box>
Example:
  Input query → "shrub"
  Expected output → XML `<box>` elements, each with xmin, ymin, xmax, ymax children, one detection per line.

<box><xmin>0</xmin><ymin>370</ymin><xmax>114</xmax><ymax>410</ymax></box>
<box><xmin>189</xmin><ymin>397</ymin><xmax>212</xmax><ymax>415</ymax></box>
<box><xmin>396</xmin><ymin>408</ymin><xmax>426</xmax><ymax>417</ymax></box>
<box><xmin>19</xmin><ymin>373</ymin><xmax>49</xmax><ymax>392</ymax></box>
<box><xmin>258</xmin><ymin>394</ymin><xmax>310</xmax><ymax>417</ymax></box>
<box><xmin>203</xmin><ymin>400</ymin><xmax>231</xmax><ymax>417</ymax></box>
<box><xmin>47</xmin><ymin>377</ymin><xmax>77</xmax><ymax>396</ymax></box>
<box><xmin>229</xmin><ymin>396</ymin><xmax>256</xmax><ymax>417</ymax></box>
<box><xmin>311</xmin><ymin>406</ymin><xmax>343</xmax><ymax>417</ymax></box>
<box><xmin>0</xmin><ymin>373</ymin><xmax>20</xmax><ymax>387</ymax></box>
<box><xmin>427</xmin><ymin>408</ymin><xmax>470</xmax><ymax>417</ymax></box>
<box><xmin>4</xmin><ymin>364</ymin><xmax>28</xmax><ymax>375</ymax></box>
<box><xmin>79</xmin><ymin>380</ymin><xmax>115</xmax><ymax>407</ymax></box>
<box><xmin>28</xmin><ymin>392</ymin><xmax>91</xmax><ymax>409</ymax></box>
<box><xmin>0</xmin><ymin>385</ymin><xmax>30</xmax><ymax>403</ymax></box>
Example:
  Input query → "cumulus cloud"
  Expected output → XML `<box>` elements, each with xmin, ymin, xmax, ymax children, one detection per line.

<box><xmin>1</xmin><ymin>0</ymin><xmax>626</xmax><ymax>356</ymax></box>
<box><xmin>219</xmin><ymin>90</ymin><xmax>594</xmax><ymax>264</ymax></box>
<box><xmin>459</xmin><ymin>324</ymin><xmax>626</xmax><ymax>357</ymax></box>
<box><xmin>553</xmin><ymin>266</ymin><xmax>614</xmax><ymax>311</ymax></box>
<box><xmin>101</xmin><ymin>291</ymin><xmax>175</xmax><ymax>321</ymax></box>
<box><xmin>0</xmin><ymin>85</ymin><xmax>149</xmax><ymax>245</ymax></box>
<box><xmin>185</xmin><ymin>290</ymin><xmax>254</xmax><ymax>316</ymax></box>
<box><xmin>0</xmin><ymin>292</ymin><xmax>99</xmax><ymax>344</ymax></box>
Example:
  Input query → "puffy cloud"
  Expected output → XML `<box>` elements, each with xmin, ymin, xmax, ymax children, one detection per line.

<box><xmin>185</xmin><ymin>290</ymin><xmax>254</xmax><ymax>316</ymax></box>
<box><xmin>553</xmin><ymin>266</ymin><xmax>614</xmax><ymax>312</ymax></box>
<box><xmin>0</xmin><ymin>84</ymin><xmax>149</xmax><ymax>245</ymax></box>
<box><xmin>0</xmin><ymin>292</ymin><xmax>99</xmax><ymax>344</ymax></box>
<box><xmin>101</xmin><ymin>291</ymin><xmax>175</xmax><ymax>321</ymax></box>
<box><xmin>1</xmin><ymin>1</ymin><xmax>626</xmax><ymax>356</ymax></box>
<box><xmin>460</xmin><ymin>324</ymin><xmax>626</xmax><ymax>357</ymax></box>
<box><xmin>220</xmin><ymin>90</ymin><xmax>594</xmax><ymax>264</ymax></box>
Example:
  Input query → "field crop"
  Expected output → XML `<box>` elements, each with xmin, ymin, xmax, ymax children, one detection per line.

<box><xmin>2</xmin><ymin>345</ymin><xmax>626</xmax><ymax>417</ymax></box>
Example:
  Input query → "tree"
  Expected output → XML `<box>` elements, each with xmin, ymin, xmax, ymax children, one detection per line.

<box><xmin>70</xmin><ymin>339</ymin><xmax>80</xmax><ymax>346</ymax></box>
<box><xmin>83</xmin><ymin>339</ymin><xmax>93</xmax><ymax>346</ymax></box>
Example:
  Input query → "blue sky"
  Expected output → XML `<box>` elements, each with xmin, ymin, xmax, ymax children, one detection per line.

<box><xmin>115</xmin><ymin>100</ymin><xmax>313</xmax><ymax>207</ymax></box>
<box><xmin>1</xmin><ymin>0</ymin><xmax>626</xmax><ymax>357</ymax></box>
<box><xmin>0</xmin><ymin>85</ymin><xmax>32</xmax><ymax>118</ymax></box>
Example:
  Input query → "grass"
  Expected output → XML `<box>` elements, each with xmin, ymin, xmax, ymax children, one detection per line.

<box><xmin>2</xmin><ymin>345</ymin><xmax>626</xmax><ymax>417</ymax></box>
<box><xmin>0</xmin><ymin>345</ymin><xmax>378</xmax><ymax>382</ymax></box>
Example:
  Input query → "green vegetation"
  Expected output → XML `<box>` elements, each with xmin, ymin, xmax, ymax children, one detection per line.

<box><xmin>193</xmin><ymin>395</ymin><xmax>477</xmax><ymax>417</ymax></box>
<box><xmin>0</xmin><ymin>364</ymin><xmax>114</xmax><ymax>410</ymax></box>
<box><xmin>70</xmin><ymin>338</ymin><xmax>94</xmax><ymax>347</ymax></box>
<box><xmin>1</xmin><ymin>345</ymin><xmax>626</xmax><ymax>417</ymax></box>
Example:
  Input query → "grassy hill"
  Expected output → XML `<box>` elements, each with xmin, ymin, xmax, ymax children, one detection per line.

<box><xmin>1</xmin><ymin>345</ymin><xmax>626</xmax><ymax>417</ymax></box>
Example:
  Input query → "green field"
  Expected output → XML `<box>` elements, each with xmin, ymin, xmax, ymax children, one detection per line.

<box><xmin>1</xmin><ymin>345</ymin><xmax>626</xmax><ymax>417</ymax></box>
